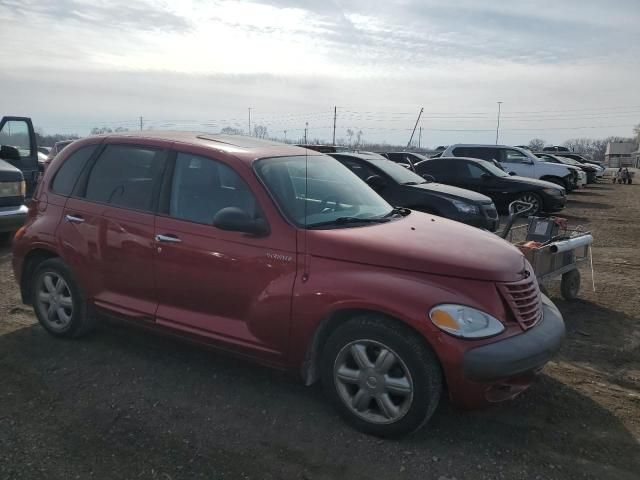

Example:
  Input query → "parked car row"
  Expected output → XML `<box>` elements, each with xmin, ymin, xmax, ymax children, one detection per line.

<box><xmin>12</xmin><ymin>132</ymin><xmax>565</xmax><ymax>437</ymax></box>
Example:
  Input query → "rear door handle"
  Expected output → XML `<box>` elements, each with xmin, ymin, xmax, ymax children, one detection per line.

<box><xmin>155</xmin><ymin>234</ymin><xmax>182</xmax><ymax>243</ymax></box>
<box><xmin>65</xmin><ymin>214</ymin><xmax>85</xmax><ymax>224</ymax></box>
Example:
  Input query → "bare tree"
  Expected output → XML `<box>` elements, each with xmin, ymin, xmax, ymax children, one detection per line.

<box><xmin>355</xmin><ymin>130</ymin><xmax>363</xmax><ymax>147</ymax></box>
<box><xmin>220</xmin><ymin>126</ymin><xmax>243</xmax><ymax>135</ymax></box>
<box><xmin>253</xmin><ymin>125</ymin><xmax>268</xmax><ymax>139</ymax></box>
<box><xmin>527</xmin><ymin>138</ymin><xmax>547</xmax><ymax>151</ymax></box>
<box><xmin>346</xmin><ymin>128</ymin><xmax>354</xmax><ymax>145</ymax></box>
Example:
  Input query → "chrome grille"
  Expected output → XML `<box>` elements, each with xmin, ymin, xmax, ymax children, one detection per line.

<box><xmin>497</xmin><ymin>273</ymin><xmax>542</xmax><ymax>330</ymax></box>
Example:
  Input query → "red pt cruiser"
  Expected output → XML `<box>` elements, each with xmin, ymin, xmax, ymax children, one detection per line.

<box><xmin>12</xmin><ymin>132</ymin><xmax>565</xmax><ymax>437</ymax></box>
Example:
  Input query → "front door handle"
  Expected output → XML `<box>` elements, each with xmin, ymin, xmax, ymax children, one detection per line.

<box><xmin>65</xmin><ymin>214</ymin><xmax>85</xmax><ymax>224</ymax></box>
<box><xmin>155</xmin><ymin>234</ymin><xmax>182</xmax><ymax>243</ymax></box>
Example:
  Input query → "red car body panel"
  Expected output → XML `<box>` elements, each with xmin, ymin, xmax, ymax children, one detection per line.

<box><xmin>12</xmin><ymin>132</ymin><xmax>563</xmax><ymax>410</ymax></box>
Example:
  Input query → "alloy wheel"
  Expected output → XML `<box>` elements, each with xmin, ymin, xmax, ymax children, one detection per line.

<box><xmin>333</xmin><ymin>340</ymin><xmax>413</xmax><ymax>424</ymax></box>
<box><xmin>36</xmin><ymin>272</ymin><xmax>73</xmax><ymax>332</ymax></box>
<box><xmin>517</xmin><ymin>193</ymin><xmax>540</xmax><ymax>215</ymax></box>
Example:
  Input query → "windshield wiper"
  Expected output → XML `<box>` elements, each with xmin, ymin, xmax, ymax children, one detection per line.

<box><xmin>402</xmin><ymin>181</ymin><xmax>426</xmax><ymax>185</ymax></box>
<box><xmin>308</xmin><ymin>216</ymin><xmax>391</xmax><ymax>229</ymax></box>
<box><xmin>383</xmin><ymin>207</ymin><xmax>411</xmax><ymax>218</ymax></box>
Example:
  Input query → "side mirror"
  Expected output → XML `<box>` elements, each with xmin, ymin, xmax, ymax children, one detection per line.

<box><xmin>421</xmin><ymin>174</ymin><xmax>436</xmax><ymax>182</ymax></box>
<box><xmin>0</xmin><ymin>145</ymin><xmax>21</xmax><ymax>162</ymax></box>
<box><xmin>481</xmin><ymin>173</ymin><xmax>492</xmax><ymax>181</ymax></box>
<box><xmin>213</xmin><ymin>207</ymin><xmax>268</xmax><ymax>236</ymax></box>
<box><xmin>509</xmin><ymin>171</ymin><xmax>517</xmax><ymax>176</ymax></box>
<box><xmin>365</xmin><ymin>175</ymin><xmax>386</xmax><ymax>191</ymax></box>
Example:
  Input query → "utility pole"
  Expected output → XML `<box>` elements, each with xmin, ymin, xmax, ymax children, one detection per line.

<box><xmin>495</xmin><ymin>102</ymin><xmax>503</xmax><ymax>145</ymax></box>
<box><xmin>248</xmin><ymin>108</ymin><xmax>252</xmax><ymax>136</ymax></box>
<box><xmin>139</xmin><ymin>116</ymin><xmax>143</xmax><ymax>131</ymax></box>
<box><xmin>407</xmin><ymin>107</ymin><xmax>424</xmax><ymax>149</ymax></box>
<box><xmin>418</xmin><ymin>126</ymin><xmax>422</xmax><ymax>149</ymax></box>
<box><xmin>304</xmin><ymin>122</ymin><xmax>308</xmax><ymax>143</ymax></box>
<box><xmin>284</xmin><ymin>130</ymin><xmax>287</xmax><ymax>142</ymax></box>
<box><xmin>332</xmin><ymin>106</ymin><xmax>337</xmax><ymax>145</ymax></box>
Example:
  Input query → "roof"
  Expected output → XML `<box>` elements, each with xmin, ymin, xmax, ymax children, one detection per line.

<box><xmin>92</xmin><ymin>131</ymin><xmax>317</xmax><ymax>164</ymax></box>
<box><xmin>605</xmin><ymin>141</ymin><xmax>636</xmax><ymax>156</ymax></box>
<box><xmin>329</xmin><ymin>151</ymin><xmax>388</xmax><ymax>161</ymax></box>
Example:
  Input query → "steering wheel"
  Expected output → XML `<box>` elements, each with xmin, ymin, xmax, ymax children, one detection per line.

<box><xmin>319</xmin><ymin>196</ymin><xmax>343</xmax><ymax>213</ymax></box>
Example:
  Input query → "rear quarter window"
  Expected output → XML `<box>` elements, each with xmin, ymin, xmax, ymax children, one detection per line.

<box><xmin>51</xmin><ymin>144</ymin><xmax>99</xmax><ymax>196</ymax></box>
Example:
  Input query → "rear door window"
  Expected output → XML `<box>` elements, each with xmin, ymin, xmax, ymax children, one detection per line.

<box><xmin>83</xmin><ymin>145</ymin><xmax>167</xmax><ymax>212</ymax></box>
<box><xmin>504</xmin><ymin>149</ymin><xmax>531</xmax><ymax>164</ymax></box>
<box><xmin>453</xmin><ymin>147</ymin><xmax>501</xmax><ymax>163</ymax></box>
<box><xmin>51</xmin><ymin>145</ymin><xmax>99</xmax><ymax>196</ymax></box>
<box><xmin>337</xmin><ymin>158</ymin><xmax>378</xmax><ymax>181</ymax></box>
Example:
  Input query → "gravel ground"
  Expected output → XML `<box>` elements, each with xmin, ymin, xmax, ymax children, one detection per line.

<box><xmin>0</xmin><ymin>180</ymin><xmax>639</xmax><ymax>480</ymax></box>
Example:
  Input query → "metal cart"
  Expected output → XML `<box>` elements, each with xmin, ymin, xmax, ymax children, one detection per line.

<box><xmin>505</xmin><ymin>217</ymin><xmax>593</xmax><ymax>300</ymax></box>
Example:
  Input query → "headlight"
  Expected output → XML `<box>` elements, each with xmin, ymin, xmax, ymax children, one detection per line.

<box><xmin>0</xmin><ymin>181</ymin><xmax>25</xmax><ymax>198</ymax></box>
<box><xmin>429</xmin><ymin>304</ymin><xmax>505</xmax><ymax>338</ymax></box>
<box><xmin>451</xmin><ymin>199</ymin><xmax>479</xmax><ymax>214</ymax></box>
<box><xmin>543</xmin><ymin>187</ymin><xmax>563</xmax><ymax>196</ymax></box>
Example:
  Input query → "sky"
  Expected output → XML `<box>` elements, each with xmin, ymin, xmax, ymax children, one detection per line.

<box><xmin>1</xmin><ymin>0</ymin><xmax>639</xmax><ymax>147</ymax></box>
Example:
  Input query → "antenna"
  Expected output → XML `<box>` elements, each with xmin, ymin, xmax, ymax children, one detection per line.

<box><xmin>406</xmin><ymin>107</ymin><xmax>424</xmax><ymax>149</ymax></box>
<box><xmin>302</xmin><ymin>145</ymin><xmax>310</xmax><ymax>281</ymax></box>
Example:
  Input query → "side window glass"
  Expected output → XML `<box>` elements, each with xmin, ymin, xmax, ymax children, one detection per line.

<box><xmin>504</xmin><ymin>149</ymin><xmax>530</xmax><ymax>164</ymax></box>
<box><xmin>0</xmin><ymin>119</ymin><xmax>33</xmax><ymax>168</ymax></box>
<box><xmin>170</xmin><ymin>153</ymin><xmax>260</xmax><ymax>225</ymax></box>
<box><xmin>84</xmin><ymin>145</ymin><xmax>166</xmax><ymax>212</ymax></box>
<box><xmin>465</xmin><ymin>162</ymin><xmax>486</xmax><ymax>179</ymax></box>
<box><xmin>51</xmin><ymin>145</ymin><xmax>98</xmax><ymax>196</ymax></box>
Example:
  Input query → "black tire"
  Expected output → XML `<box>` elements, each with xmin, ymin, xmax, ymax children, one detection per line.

<box><xmin>560</xmin><ymin>269</ymin><xmax>581</xmax><ymax>301</ymax></box>
<box><xmin>31</xmin><ymin>258</ymin><xmax>95</xmax><ymax>338</ymax></box>
<box><xmin>320</xmin><ymin>315</ymin><xmax>442</xmax><ymax>437</ymax></box>
<box><xmin>515</xmin><ymin>191</ymin><xmax>543</xmax><ymax>216</ymax></box>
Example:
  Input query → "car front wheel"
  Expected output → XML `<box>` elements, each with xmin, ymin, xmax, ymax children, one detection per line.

<box><xmin>321</xmin><ymin>316</ymin><xmax>442</xmax><ymax>437</ymax></box>
<box><xmin>516</xmin><ymin>192</ymin><xmax>543</xmax><ymax>215</ymax></box>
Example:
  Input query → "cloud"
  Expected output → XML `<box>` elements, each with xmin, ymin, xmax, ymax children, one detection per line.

<box><xmin>0</xmin><ymin>0</ymin><xmax>191</xmax><ymax>33</ymax></box>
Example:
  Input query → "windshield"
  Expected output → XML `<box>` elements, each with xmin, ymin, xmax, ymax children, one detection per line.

<box><xmin>255</xmin><ymin>155</ymin><xmax>393</xmax><ymax>228</ymax></box>
<box><xmin>478</xmin><ymin>159</ymin><xmax>509</xmax><ymax>177</ymax></box>
<box><xmin>370</xmin><ymin>159</ymin><xmax>426</xmax><ymax>184</ymax></box>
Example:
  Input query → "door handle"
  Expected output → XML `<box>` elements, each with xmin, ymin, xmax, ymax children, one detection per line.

<box><xmin>155</xmin><ymin>234</ymin><xmax>182</xmax><ymax>243</ymax></box>
<box><xmin>65</xmin><ymin>214</ymin><xmax>85</xmax><ymax>224</ymax></box>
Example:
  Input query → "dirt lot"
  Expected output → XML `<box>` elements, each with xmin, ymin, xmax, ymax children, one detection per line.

<box><xmin>1</xmin><ymin>180</ymin><xmax>639</xmax><ymax>480</ymax></box>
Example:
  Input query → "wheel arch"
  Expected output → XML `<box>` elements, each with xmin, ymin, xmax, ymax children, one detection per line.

<box><xmin>300</xmin><ymin>308</ymin><xmax>440</xmax><ymax>386</ymax></box>
<box><xmin>20</xmin><ymin>248</ymin><xmax>59</xmax><ymax>304</ymax></box>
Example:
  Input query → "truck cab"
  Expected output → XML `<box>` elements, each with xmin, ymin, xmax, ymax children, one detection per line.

<box><xmin>0</xmin><ymin>116</ymin><xmax>38</xmax><ymax>240</ymax></box>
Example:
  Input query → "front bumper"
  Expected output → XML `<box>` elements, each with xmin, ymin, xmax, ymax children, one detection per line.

<box><xmin>462</xmin><ymin>296</ymin><xmax>565</xmax><ymax>382</ymax></box>
<box><xmin>0</xmin><ymin>204</ymin><xmax>28</xmax><ymax>233</ymax></box>
<box><xmin>542</xmin><ymin>194</ymin><xmax>566</xmax><ymax>212</ymax></box>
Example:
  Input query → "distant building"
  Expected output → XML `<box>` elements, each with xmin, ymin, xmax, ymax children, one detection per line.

<box><xmin>605</xmin><ymin>141</ymin><xmax>637</xmax><ymax>167</ymax></box>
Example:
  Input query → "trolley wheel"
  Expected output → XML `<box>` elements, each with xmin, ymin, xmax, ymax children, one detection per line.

<box><xmin>561</xmin><ymin>269</ymin><xmax>581</xmax><ymax>301</ymax></box>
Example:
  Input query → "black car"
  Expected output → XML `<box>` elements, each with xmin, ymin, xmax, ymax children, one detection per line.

<box><xmin>328</xmin><ymin>152</ymin><xmax>500</xmax><ymax>231</ymax></box>
<box><xmin>413</xmin><ymin>157</ymin><xmax>566</xmax><ymax>216</ymax></box>
<box><xmin>379</xmin><ymin>152</ymin><xmax>429</xmax><ymax>169</ymax></box>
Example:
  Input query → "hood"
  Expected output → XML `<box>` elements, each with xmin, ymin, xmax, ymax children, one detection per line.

<box><xmin>410</xmin><ymin>182</ymin><xmax>493</xmax><ymax>204</ymax></box>
<box><xmin>508</xmin><ymin>176</ymin><xmax>565</xmax><ymax>190</ymax></box>
<box><xmin>309</xmin><ymin>211</ymin><xmax>525</xmax><ymax>282</ymax></box>
<box><xmin>0</xmin><ymin>159</ymin><xmax>23</xmax><ymax>181</ymax></box>
<box><xmin>539</xmin><ymin>162</ymin><xmax>571</xmax><ymax>176</ymax></box>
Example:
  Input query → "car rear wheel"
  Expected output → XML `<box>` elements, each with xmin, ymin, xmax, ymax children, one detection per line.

<box><xmin>31</xmin><ymin>258</ymin><xmax>95</xmax><ymax>338</ymax></box>
<box><xmin>321</xmin><ymin>315</ymin><xmax>442</xmax><ymax>437</ymax></box>
<box><xmin>515</xmin><ymin>192</ymin><xmax>543</xmax><ymax>215</ymax></box>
